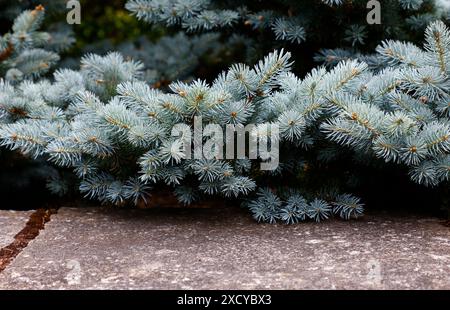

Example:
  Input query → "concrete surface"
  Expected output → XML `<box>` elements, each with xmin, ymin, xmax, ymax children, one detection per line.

<box><xmin>0</xmin><ymin>210</ymin><xmax>34</xmax><ymax>248</ymax></box>
<box><xmin>0</xmin><ymin>207</ymin><xmax>449</xmax><ymax>289</ymax></box>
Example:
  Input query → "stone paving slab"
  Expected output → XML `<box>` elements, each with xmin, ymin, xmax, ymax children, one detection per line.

<box><xmin>0</xmin><ymin>207</ymin><xmax>449</xmax><ymax>289</ymax></box>
<box><xmin>0</xmin><ymin>210</ymin><xmax>34</xmax><ymax>248</ymax></box>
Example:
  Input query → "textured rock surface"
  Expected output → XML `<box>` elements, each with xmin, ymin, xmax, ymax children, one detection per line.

<box><xmin>0</xmin><ymin>207</ymin><xmax>449</xmax><ymax>289</ymax></box>
<box><xmin>0</xmin><ymin>210</ymin><xmax>34</xmax><ymax>248</ymax></box>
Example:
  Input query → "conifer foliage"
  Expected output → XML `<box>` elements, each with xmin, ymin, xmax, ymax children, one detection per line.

<box><xmin>0</xmin><ymin>6</ymin><xmax>59</xmax><ymax>82</ymax></box>
<box><xmin>0</xmin><ymin>1</ymin><xmax>449</xmax><ymax>223</ymax></box>
<box><xmin>125</xmin><ymin>0</ymin><xmax>444</xmax><ymax>54</ymax></box>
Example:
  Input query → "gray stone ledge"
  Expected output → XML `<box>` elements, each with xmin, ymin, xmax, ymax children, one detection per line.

<box><xmin>0</xmin><ymin>210</ymin><xmax>34</xmax><ymax>248</ymax></box>
<box><xmin>0</xmin><ymin>207</ymin><xmax>449</xmax><ymax>289</ymax></box>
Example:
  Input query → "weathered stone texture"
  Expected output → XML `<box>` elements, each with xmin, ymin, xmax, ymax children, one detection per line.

<box><xmin>0</xmin><ymin>207</ymin><xmax>449</xmax><ymax>289</ymax></box>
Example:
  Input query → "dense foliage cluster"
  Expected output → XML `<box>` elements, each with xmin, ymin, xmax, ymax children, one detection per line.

<box><xmin>0</xmin><ymin>1</ymin><xmax>449</xmax><ymax>222</ymax></box>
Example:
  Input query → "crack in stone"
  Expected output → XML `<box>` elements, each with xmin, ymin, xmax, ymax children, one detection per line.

<box><xmin>0</xmin><ymin>208</ymin><xmax>57</xmax><ymax>273</ymax></box>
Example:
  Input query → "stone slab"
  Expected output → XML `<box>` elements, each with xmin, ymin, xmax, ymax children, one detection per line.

<box><xmin>0</xmin><ymin>210</ymin><xmax>33</xmax><ymax>248</ymax></box>
<box><xmin>0</xmin><ymin>207</ymin><xmax>449</xmax><ymax>289</ymax></box>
